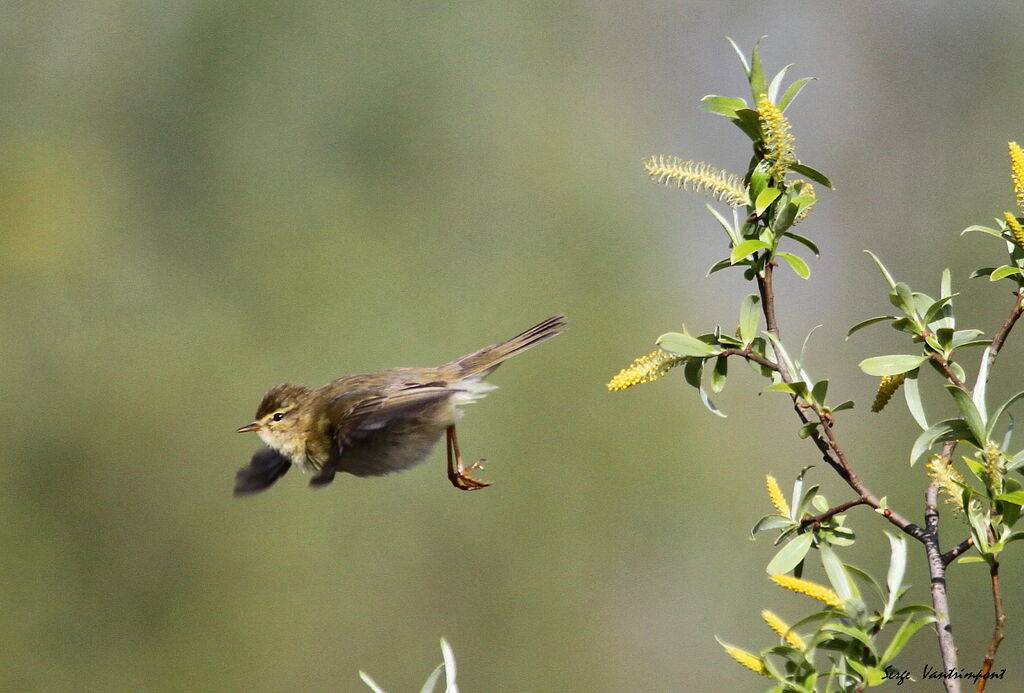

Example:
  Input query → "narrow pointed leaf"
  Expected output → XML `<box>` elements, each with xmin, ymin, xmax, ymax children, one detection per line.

<box><xmin>739</xmin><ymin>294</ymin><xmax>760</xmax><ymax>345</ymax></box>
<box><xmin>985</xmin><ymin>391</ymin><xmax>1024</xmax><ymax>438</ymax></box>
<box><xmin>946</xmin><ymin>385</ymin><xmax>987</xmax><ymax>445</ymax></box>
<box><xmin>784</xmin><ymin>230</ymin><xmax>820</xmax><ymax>256</ymax></box>
<box><xmin>360</xmin><ymin>672</ymin><xmax>387</xmax><ymax>693</ymax></box>
<box><xmin>419</xmin><ymin>665</ymin><xmax>445</xmax><ymax>693</ymax></box>
<box><xmin>766</xmin><ymin>532</ymin><xmax>814</xmax><ymax>574</ymax></box>
<box><xmin>820</xmin><ymin>544</ymin><xmax>857</xmax><ymax>601</ymax></box>
<box><xmin>755</xmin><ymin>187</ymin><xmax>782</xmax><ymax>215</ymax></box>
<box><xmin>724</xmin><ymin>36</ymin><xmax>750</xmax><ymax>75</ymax></box>
<box><xmin>706</xmin><ymin>204</ymin><xmax>740</xmax><ymax>245</ymax></box>
<box><xmin>700</xmin><ymin>95</ymin><xmax>747</xmax><ymax>118</ymax></box>
<box><xmin>864</xmin><ymin>250</ymin><xmax>897</xmax><ymax>289</ymax></box>
<box><xmin>910</xmin><ymin>418</ymin><xmax>974</xmax><ymax>465</ymax></box>
<box><xmin>903</xmin><ymin>368</ymin><xmax>928</xmax><ymax>430</ymax></box>
<box><xmin>776</xmin><ymin>251</ymin><xmax>810</xmax><ymax>279</ymax></box>
<box><xmin>730</xmin><ymin>239</ymin><xmax>771</xmax><ymax>264</ymax></box>
<box><xmin>847</xmin><ymin>315</ymin><xmax>895</xmax><ymax>338</ymax></box>
<box><xmin>880</xmin><ymin>617</ymin><xmax>936</xmax><ymax>665</ymax></box>
<box><xmin>961</xmin><ymin>224</ymin><xmax>1004</xmax><ymax>239</ymax></box>
<box><xmin>778</xmin><ymin>77</ymin><xmax>816</xmax><ymax>112</ymax></box>
<box><xmin>766</xmin><ymin>63</ymin><xmax>792</xmax><ymax>103</ymax></box>
<box><xmin>789</xmin><ymin>162</ymin><xmax>833</xmax><ymax>189</ymax></box>
<box><xmin>658</xmin><ymin>332</ymin><xmax>720</xmax><ymax>357</ymax></box>
<box><xmin>989</xmin><ymin>265</ymin><xmax>1024</xmax><ymax>282</ymax></box>
<box><xmin>859</xmin><ymin>354</ymin><xmax>926</xmax><ymax>376</ymax></box>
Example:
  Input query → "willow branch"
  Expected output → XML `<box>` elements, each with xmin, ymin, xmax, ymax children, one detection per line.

<box><xmin>925</xmin><ymin>482</ymin><xmax>961</xmax><ymax>693</ymax></box>
<box><xmin>755</xmin><ymin>260</ymin><xmax>926</xmax><ymax>542</ymax></box>
<box><xmin>975</xmin><ymin>556</ymin><xmax>1005</xmax><ymax>692</ymax></box>
<box><xmin>799</xmin><ymin>496</ymin><xmax>868</xmax><ymax>527</ymax></box>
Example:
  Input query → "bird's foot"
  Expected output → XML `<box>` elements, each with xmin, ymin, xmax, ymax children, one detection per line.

<box><xmin>450</xmin><ymin>458</ymin><xmax>491</xmax><ymax>491</ymax></box>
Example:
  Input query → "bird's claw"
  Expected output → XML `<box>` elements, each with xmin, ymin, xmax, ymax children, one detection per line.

<box><xmin>451</xmin><ymin>458</ymin><xmax>490</xmax><ymax>490</ymax></box>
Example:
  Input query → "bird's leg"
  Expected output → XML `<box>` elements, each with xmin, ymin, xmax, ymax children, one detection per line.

<box><xmin>446</xmin><ymin>425</ymin><xmax>490</xmax><ymax>490</ymax></box>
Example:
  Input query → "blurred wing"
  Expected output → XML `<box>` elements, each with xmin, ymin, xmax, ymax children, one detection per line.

<box><xmin>334</xmin><ymin>384</ymin><xmax>459</xmax><ymax>445</ymax></box>
<box><xmin>234</xmin><ymin>448</ymin><xmax>291</xmax><ymax>497</ymax></box>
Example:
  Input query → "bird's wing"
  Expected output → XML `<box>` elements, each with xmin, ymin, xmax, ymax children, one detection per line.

<box><xmin>234</xmin><ymin>448</ymin><xmax>291</xmax><ymax>496</ymax></box>
<box><xmin>332</xmin><ymin>384</ymin><xmax>459</xmax><ymax>445</ymax></box>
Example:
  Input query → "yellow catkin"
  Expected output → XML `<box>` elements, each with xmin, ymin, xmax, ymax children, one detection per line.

<box><xmin>791</xmin><ymin>179</ymin><xmax>816</xmax><ymax>222</ymax></box>
<box><xmin>642</xmin><ymin>156</ymin><xmax>749</xmax><ymax>208</ymax></box>
<box><xmin>1003</xmin><ymin>212</ymin><xmax>1024</xmax><ymax>250</ymax></box>
<box><xmin>761</xmin><ymin>610</ymin><xmax>805</xmax><ymax>649</ymax></box>
<box><xmin>722</xmin><ymin>646</ymin><xmax>770</xmax><ymax>677</ymax></box>
<box><xmin>871</xmin><ymin>373</ymin><xmax>906</xmax><ymax>413</ymax></box>
<box><xmin>925</xmin><ymin>455</ymin><xmax>965</xmax><ymax>515</ymax></box>
<box><xmin>765</xmin><ymin>475</ymin><xmax>790</xmax><ymax>517</ymax></box>
<box><xmin>770</xmin><ymin>574</ymin><xmax>844</xmax><ymax>609</ymax></box>
<box><xmin>757</xmin><ymin>94</ymin><xmax>795</xmax><ymax>180</ymax></box>
<box><xmin>1009</xmin><ymin>141</ymin><xmax>1024</xmax><ymax>213</ymax></box>
<box><xmin>606</xmin><ymin>349</ymin><xmax>687</xmax><ymax>391</ymax></box>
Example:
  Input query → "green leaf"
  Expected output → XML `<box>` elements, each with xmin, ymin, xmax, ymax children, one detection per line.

<box><xmin>789</xmin><ymin>162</ymin><xmax>833</xmax><ymax>189</ymax></box>
<box><xmin>439</xmin><ymin>638</ymin><xmax>457</xmax><ymax>688</ymax></box>
<box><xmin>798</xmin><ymin>421</ymin><xmax>820</xmax><ymax>438</ymax></box>
<box><xmin>705</xmin><ymin>204</ymin><xmax>740</xmax><ymax>245</ymax></box>
<box><xmin>730</xmin><ymin>239</ymin><xmax>771</xmax><ymax>264</ymax></box>
<box><xmin>880</xmin><ymin>616</ymin><xmax>936</xmax><ymax>665</ymax></box>
<box><xmin>706</xmin><ymin>258</ymin><xmax>733</xmax><ymax>276</ymax></box>
<box><xmin>697</xmin><ymin>381</ymin><xmax>726</xmax><ymax>418</ymax></box>
<box><xmin>846</xmin><ymin>315</ymin><xmax>895</xmax><ymax>338</ymax></box>
<box><xmin>995</xmin><ymin>490</ymin><xmax>1024</xmax><ymax>506</ymax></box>
<box><xmin>910</xmin><ymin>418</ymin><xmax>975</xmax><ymax>465</ymax></box>
<box><xmin>946</xmin><ymin>385</ymin><xmax>987</xmax><ymax>446</ymax></box>
<box><xmin>724</xmin><ymin>36</ymin><xmax>750</xmax><ymax>75</ymax></box>
<box><xmin>739</xmin><ymin>294</ymin><xmax>760</xmax><ymax>345</ymax></box>
<box><xmin>864</xmin><ymin>250</ymin><xmax>897</xmax><ymax>289</ymax></box>
<box><xmin>700</xmin><ymin>95</ymin><xmax>747</xmax><ymax>118</ymax></box>
<box><xmin>883</xmin><ymin>532</ymin><xmax>907</xmax><ymax>622</ymax></box>
<box><xmin>776</xmin><ymin>251</ymin><xmax>810</xmax><ymax>279</ymax></box>
<box><xmin>961</xmin><ymin>224</ymin><xmax>1005</xmax><ymax>240</ymax></box>
<box><xmin>903</xmin><ymin>368</ymin><xmax>929</xmax><ymax>430</ymax></box>
<box><xmin>990</xmin><ymin>265</ymin><xmax>1024</xmax><ymax>282</ymax></box>
<box><xmin>710</xmin><ymin>355</ymin><xmax>728</xmax><ymax>393</ymax></box>
<box><xmin>748</xmin><ymin>161</ymin><xmax>769</xmax><ymax>203</ymax></box>
<box><xmin>923</xmin><ymin>294</ymin><xmax>958</xmax><ymax>326</ymax></box>
<box><xmin>360</xmin><ymin>671</ymin><xmax>387</xmax><ymax>693</ymax></box>
<box><xmin>755</xmin><ymin>187</ymin><xmax>782</xmax><ymax>215</ymax></box>
<box><xmin>766</xmin><ymin>532</ymin><xmax>814</xmax><ymax>574</ymax></box>
<box><xmin>766</xmin><ymin>63</ymin><xmax>792</xmax><ymax>103</ymax></box>
<box><xmin>773</xmin><ymin>201</ymin><xmax>798</xmax><ymax>235</ymax></box>
<box><xmin>811</xmin><ymin>380</ymin><xmax>829</xmax><ymax>408</ymax></box>
<box><xmin>784</xmin><ymin>230</ymin><xmax>820</xmax><ymax>256</ymax></box>
<box><xmin>778</xmin><ymin>77</ymin><xmax>815</xmax><ymax>112</ymax></box>
<box><xmin>827</xmin><ymin>623</ymin><xmax>876</xmax><ymax>652</ymax></box>
<box><xmin>418</xmin><ymin>664</ymin><xmax>445</xmax><ymax>693</ymax></box>
<box><xmin>683</xmin><ymin>357</ymin><xmax>703</xmax><ymax>389</ymax></box>
<box><xmin>748</xmin><ymin>36</ymin><xmax>767</xmax><ymax>102</ymax></box>
<box><xmin>820</xmin><ymin>544</ymin><xmax>858</xmax><ymax>601</ymax></box>
<box><xmin>859</xmin><ymin>354</ymin><xmax>927</xmax><ymax>377</ymax></box>
<box><xmin>751</xmin><ymin>515</ymin><xmax>794</xmax><ymax>535</ymax></box>
<box><xmin>986</xmin><ymin>390</ymin><xmax>1024</xmax><ymax>439</ymax></box>
<box><xmin>890</xmin><ymin>282</ymin><xmax>917</xmax><ymax>318</ymax></box>
<box><xmin>657</xmin><ymin>332</ymin><xmax>721</xmax><ymax>357</ymax></box>
<box><xmin>731</xmin><ymin>109</ymin><xmax>763</xmax><ymax>142</ymax></box>
<box><xmin>831</xmin><ymin>400</ymin><xmax>855</xmax><ymax>413</ymax></box>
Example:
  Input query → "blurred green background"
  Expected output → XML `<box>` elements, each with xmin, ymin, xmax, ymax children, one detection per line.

<box><xmin>3</xmin><ymin>2</ymin><xmax>1024</xmax><ymax>691</ymax></box>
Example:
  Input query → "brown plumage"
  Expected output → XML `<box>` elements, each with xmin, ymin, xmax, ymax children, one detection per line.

<box><xmin>234</xmin><ymin>315</ymin><xmax>566</xmax><ymax>496</ymax></box>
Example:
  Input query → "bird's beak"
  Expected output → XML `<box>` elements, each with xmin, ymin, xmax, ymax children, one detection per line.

<box><xmin>236</xmin><ymin>422</ymin><xmax>260</xmax><ymax>433</ymax></box>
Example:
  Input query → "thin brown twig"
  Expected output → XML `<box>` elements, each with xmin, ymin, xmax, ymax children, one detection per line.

<box><xmin>928</xmin><ymin>352</ymin><xmax>967</xmax><ymax>389</ymax></box>
<box><xmin>717</xmin><ymin>348</ymin><xmax>779</xmax><ymax>372</ymax></box>
<box><xmin>975</xmin><ymin>555</ymin><xmax>1005</xmax><ymax>692</ymax></box>
<box><xmin>799</xmin><ymin>496</ymin><xmax>868</xmax><ymax>527</ymax></box>
<box><xmin>983</xmin><ymin>291</ymin><xmax>1024</xmax><ymax>374</ymax></box>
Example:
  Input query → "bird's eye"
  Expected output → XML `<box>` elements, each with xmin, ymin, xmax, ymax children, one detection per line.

<box><xmin>272</xmin><ymin>412</ymin><xmax>285</xmax><ymax>421</ymax></box>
